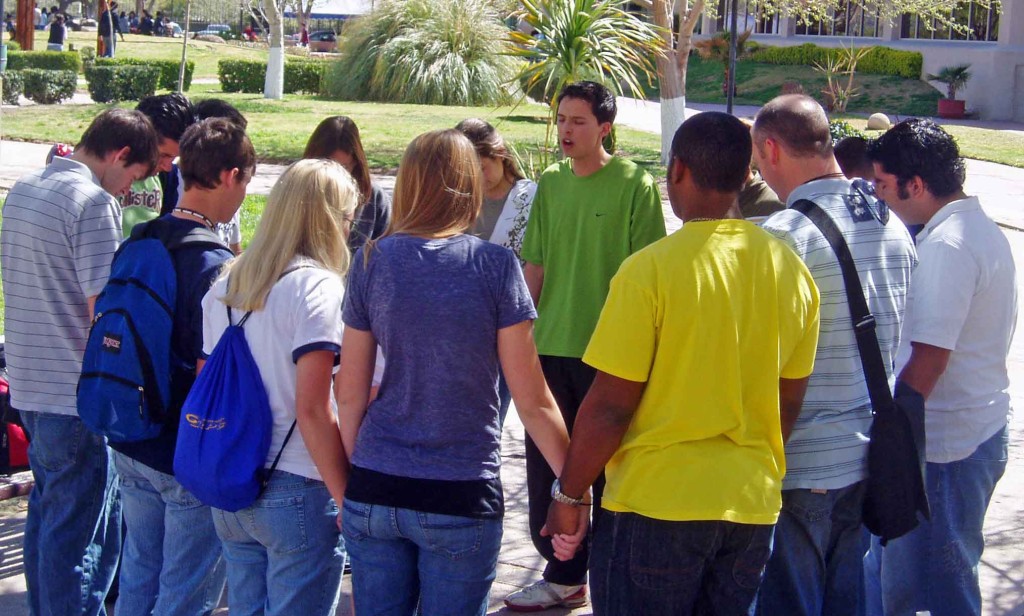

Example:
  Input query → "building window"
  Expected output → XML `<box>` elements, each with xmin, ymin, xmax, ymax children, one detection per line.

<box><xmin>716</xmin><ymin>0</ymin><xmax>779</xmax><ymax>35</ymax></box>
<box><xmin>793</xmin><ymin>0</ymin><xmax>882</xmax><ymax>37</ymax></box>
<box><xmin>900</xmin><ymin>1</ymin><xmax>999</xmax><ymax>41</ymax></box>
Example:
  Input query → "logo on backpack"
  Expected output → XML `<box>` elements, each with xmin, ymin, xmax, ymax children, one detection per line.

<box><xmin>184</xmin><ymin>414</ymin><xmax>226</xmax><ymax>431</ymax></box>
<box><xmin>77</xmin><ymin>221</ymin><xmax>225</xmax><ymax>442</ymax></box>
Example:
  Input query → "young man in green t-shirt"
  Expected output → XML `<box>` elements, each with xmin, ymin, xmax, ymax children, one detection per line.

<box><xmin>506</xmin><ymin>81</ymin><xmax>666</xmax><ymax>612</ymax></box>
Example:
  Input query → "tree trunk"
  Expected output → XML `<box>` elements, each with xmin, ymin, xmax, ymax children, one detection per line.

<box><xmin>653</xmin><ymin>0</ymin><xmax>703</xmax><ymax>163</ymax></box>
<box><xmin>15</xmin><ymin>0</ymin><xmax>34</xmax><ymax>50</ymax></box>
<box><xmin>263</xmin><ymin>0</ymin><xmax>284</xmax><ymax>99</ymax></box>
<box><xmin>178</xmin><ymin>0</ymin><xmax>191</xmax><ymax>92</ymax></box>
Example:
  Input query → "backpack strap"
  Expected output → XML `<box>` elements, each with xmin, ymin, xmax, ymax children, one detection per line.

<box><xmin>260</xmin><ymin>421</ymin><xmax>298</xmax><ymax>491</ymax></box>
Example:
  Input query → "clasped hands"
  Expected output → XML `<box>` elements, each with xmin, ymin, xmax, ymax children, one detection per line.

<box><xmin>540</xmin><ymin>492</ymin><xmax>592</xmax><ymax>561</ymax></box>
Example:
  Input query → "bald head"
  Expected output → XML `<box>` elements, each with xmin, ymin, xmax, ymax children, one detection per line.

<box><xmin>753</xmin><ymin>95</ymin><xmax>833</xmax><ymax>159</ymax></box>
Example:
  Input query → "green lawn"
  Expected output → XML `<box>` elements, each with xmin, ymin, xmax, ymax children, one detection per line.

<box><xmin>0</xmin><ymin>94</ymin><xmax>664</xmax><ymax>176</ymax></box>
<box><xmin>32</xmin><ymin>29</ymin><xmax>268</xmax><ymax>79</ymax></box>
<box><xmin>677</xmin><ymin>55</ymin><xmax>943</xmax><ymax>118</ymax></box>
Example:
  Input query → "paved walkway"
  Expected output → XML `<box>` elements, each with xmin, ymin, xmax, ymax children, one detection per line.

<box><xmin>0</xmin><ymin>99</ymin><xmax>1023</xmax><ymax>614</ymax></box>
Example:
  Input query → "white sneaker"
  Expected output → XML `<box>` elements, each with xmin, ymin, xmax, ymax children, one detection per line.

<box><xmin>504</xmin><ymin>580</ymin><xmax>588</xmax><ymax>612</ymax></box>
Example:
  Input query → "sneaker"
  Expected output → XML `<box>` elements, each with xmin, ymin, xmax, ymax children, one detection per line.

<box><xmin>504</xmin><ymin>580</ymin><xmax>588</xmax><ymax>612</ymax></box>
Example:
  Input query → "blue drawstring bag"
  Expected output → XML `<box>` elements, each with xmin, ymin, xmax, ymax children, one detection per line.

<box><xmin>174</xmin><ymin>305</ymin><xmax>294</xmax><ymax>512</ymax></box>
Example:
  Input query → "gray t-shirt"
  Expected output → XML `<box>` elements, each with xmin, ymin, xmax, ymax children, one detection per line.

<box><xmin>1</xmin><ymin>157</ymin><xmax>122</xmax><ymax>414</ymax></box>
<box><xmin>472</xmin><ymin>194</ymin><xmax>506</xmax><ymax>241</ymax></box>
<box><xmin>343</xmin><ymin>234</ymin><xmax>536</xmax><ymax>481</ymax></box>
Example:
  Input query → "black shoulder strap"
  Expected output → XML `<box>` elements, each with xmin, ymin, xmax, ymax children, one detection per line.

<box><xmin>791</xmin><ymin>199</ymin><xmax>894</xmax><ymax>414</ymax></box>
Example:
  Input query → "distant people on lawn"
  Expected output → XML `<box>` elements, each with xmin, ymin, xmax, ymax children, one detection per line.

<box><xmin>46</xmin><ymin>14</ymin><xmax>66</xmax><ymax>51</ymax></box>
<box><xmin>1</xmin><ymin>108</ymin><xmax>159</xmax><ymax>616</ymax></box>
<box><xmin>545</xmin><ymin>111</ymin><xmax>820</xmax><ymax>614</ymax></box>
<box><xmin>304</xmin><ymin>116</ymin><xmax>392</xmax><ymax>256</ymax></box>
<box><xmin>865</xmin><ymin>119</ymin><xmax>1017</xmax><ymax>616</ymax></box>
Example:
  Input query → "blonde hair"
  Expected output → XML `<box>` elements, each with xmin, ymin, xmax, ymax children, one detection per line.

<box><xmin>220</xmin><ymin>159</ymin><xmax>359</xmax><ymax>311</ymax></box>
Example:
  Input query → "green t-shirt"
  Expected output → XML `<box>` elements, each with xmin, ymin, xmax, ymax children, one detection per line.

<box><xmin>521</xmin><ymin>156</ymin><xmax>666</xmax><ymax>358</ymax></box>
<box><xmin>119</xmin><ymin>176</ymin><xmax>163</xmax><ymax>237</ymax></box>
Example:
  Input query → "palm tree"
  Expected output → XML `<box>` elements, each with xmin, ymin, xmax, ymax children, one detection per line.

<box><xmin>693</xmin><ymin>29</ymin><xmax>752</xmax><ymax>96</ymax></box>
<box><xmin>507</xmin><ymin>0</ymin><xmax>665</xmax><ymax>165</ymax></box>
<box><xmin>926</xmin><ymin>64</ymin><xmax>972</xmax><ymax>100</ymax></box>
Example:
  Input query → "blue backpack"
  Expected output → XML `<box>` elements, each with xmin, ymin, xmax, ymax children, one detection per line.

<box><xmin>174</xmin><ymin>304</ymin><xmax>296</xmax><ymax>512</ymax></box>
<box><xmin>78</xmin><ymin>221</ymin><xmax>225</xmax><ymax>442</ymax></box>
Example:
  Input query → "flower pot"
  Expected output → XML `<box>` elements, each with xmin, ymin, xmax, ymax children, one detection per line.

<box><xmin>937</xmin><ymin>98</ymin><xmax>965</xmax><ymax>119</ymax></box>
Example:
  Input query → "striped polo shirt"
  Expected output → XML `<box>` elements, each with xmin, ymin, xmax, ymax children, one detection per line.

<box><xmin>762</xmin><ymin>178</ymin><xmax>917</xmax><ymax>490</ymax></box>
<box><xmin>1</xmin><ymin>157</ymin><xmax>122</xmax><ymax>415</ymax></box>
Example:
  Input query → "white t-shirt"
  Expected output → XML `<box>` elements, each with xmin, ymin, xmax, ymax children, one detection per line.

<box><xmin>895</xmin><ymin>196</ymin><xmax>1017</xmax><ymax>463</ymax></box>
<box><xmin>202</xmin><ymin>258</ymin><xmax>349</xmax><ymax>480</ymax></box>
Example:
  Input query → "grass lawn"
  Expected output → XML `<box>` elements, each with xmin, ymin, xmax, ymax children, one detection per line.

<box><xmin>0</xmin><ymin>94</ymin><xmax>665</xmax><ymax>176</ymax></box>
<box><xmin>678</xmin><ymin>55</ymin><xmax>943</xmax><ymax>118</ymax></box>
<box><xmin>32</xmin><ymin>30</ymin><xmax>268</xmax><ymax>79</ymax></box>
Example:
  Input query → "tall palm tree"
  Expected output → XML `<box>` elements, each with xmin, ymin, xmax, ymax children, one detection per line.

<box><xmin>507</xmin><ymin>0</ymin><xmax>665</xmax><ymax>164</ymax></box>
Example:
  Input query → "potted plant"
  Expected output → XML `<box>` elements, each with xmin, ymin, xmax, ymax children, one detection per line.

<box><xmin>927</xmin><ymin>64</ymin><xmax>971</xmax><ymax>119</ymax></box>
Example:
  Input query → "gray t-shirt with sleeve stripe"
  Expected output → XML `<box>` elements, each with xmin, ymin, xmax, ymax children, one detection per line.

<box><xmin>1</xmin><ymin>156</ymin><xmax>123</xmax><ymax>415</ymax></box>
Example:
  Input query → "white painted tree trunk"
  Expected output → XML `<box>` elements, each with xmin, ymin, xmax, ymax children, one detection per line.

<box><xmin>263</xmin><ymin>0</ymin><xmax>285</xmax><ymax>99</ymax></box>
<box><xmin>660</xmin><ymin>95</ymin><xmax>687</xmax><ymax>162</ymax></box>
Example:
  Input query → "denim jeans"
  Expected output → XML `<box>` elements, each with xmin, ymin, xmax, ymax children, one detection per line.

<box><xmin>19</xmin><ymin>410</ymin><xmax>122</xmax><ymax>616</ymax></box>
<box><xmin>112</xmin><ymin>451</ymin><xmax>225</xmax><ymax>616</ymax></box>
<box><xmin>213</xmin><ymin>470</ymin><xmax>345</xmax><ymax>616</ymax></box>
<box><xmin>342</xmin><ymin>499</ymin><xmax>503</xmax><ymax>616</ymax></box>
<box><xmin>866</xmin><ymin>425</ymin><xmax>1008</xmax><ymax>616</ymax></box>
<box><xmin>756</xmin><ymin>481</ymin><xmax>869</xmax><ymax>616</ymax></box>
<box><xmin>590</xmin><ymin>510</ymin><xmax>775</xmax><ymax>615</ymax></box>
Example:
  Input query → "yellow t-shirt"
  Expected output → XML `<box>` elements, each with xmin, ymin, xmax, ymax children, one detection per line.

<box><xmin>583</xmin><ymin>220</ymin><xmax>820</xmax><ymax>525</ymax></box>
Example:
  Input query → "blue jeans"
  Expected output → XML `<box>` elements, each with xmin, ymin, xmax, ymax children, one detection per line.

<box><xmin>342</xmin><ymin>500</ymin><xmax>503</xmax><ymax>616</ymax></box>
<box><xmin>213</xmin><ymin>470</ymin><xmax>345</xmax><ymax>616</ymax></box>
<box><xmin>866</xmin><ymin>425</ymin><xmax>1008</xmax><ymax>616</ymax></box>
<box><xmin>590</xmin><ymin>510</ymin><xmax>775</xmax><ymax>615</ymax></box>
<box><xmin>19</xmin><ymin>410</ymin><xmax>122</xmax><ymax>616</ymax></box>
<box><xmin>113</xmin><ymin>452</ymin><xmax>225</xmax><ymax>616</ymax></box>
<box><xmin>756</xmin><ymin>481</ymin><xmax>869</xmax><ymax>616</ymax></box>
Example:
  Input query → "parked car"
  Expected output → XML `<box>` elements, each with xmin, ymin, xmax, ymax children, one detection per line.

<box><xmin>308</xmin><ymin>30</ymin><xmax>337</xmax><ymax>53</ymax></box>
<box><xmin>194</xmin><ymin>23</ymin><xmax>232</xmax><ymax>38</ymax></box>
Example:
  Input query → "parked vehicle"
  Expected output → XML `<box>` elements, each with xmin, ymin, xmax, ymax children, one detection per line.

<box><xmin>308</xmin><ymin>30</ymin><xmax>337</xmax><ymax>53</ymax></box>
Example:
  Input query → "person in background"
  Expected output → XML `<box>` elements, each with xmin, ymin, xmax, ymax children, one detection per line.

<box><xmin>193</xmin><ymin>98</ymin><xmax>249</xmax><ymax>254</ymax></box>
<box><xmin>46</xmin><ymin>14</ymin><xmax>66</xmax><ymax>51</ymax></box>
<box><xmin>737</xmin><ymin>118</ymin><xmax>785</xmax><ymax>219</ymax></box>
<box><xmin>337</xmin><ymin>129</ymin><xmax>576</xmax><ymax>615</ymax></box>
<box><xmin>35</xmin><ymin>7</ymin><xmax>47</xmax><ymax>30</ymax></box>
<box><xmin>835</xmin><ymin>136</ymin><xmax>875</xmax><ymax>182</ymax></box>
<box><xmin>118</xmin><ymin>10</ymin><xmax>129</xmax><ymax>39</ymax></box>
<box><xmin>304</xmin><ymin>116</ymin><xmax>392</xmax><ymax>255</ymax></box>
<box><xmin>2</xmin><ymin>108</ymin><xmax>158</xmax><ymax>616</ymax></box>
<box><xmin>128</xmin><ymin>10</ymin><xmax>139</xmax><ymax>33</ymax></box>
<box><xmin>204</xmin><ymin>159</ymin><xmax>360</xmax><ymax>616</ymax></box>
<box><xmin>99</xmin><ymin>1</ymin><xmax>123</xmax><ymax>57</ymax></box>
<box><xmin>140</xmin><ymin>11</ymin><xmax>154</xmax><ymax>35</ymax></box>
<box><xmin>456</xmin><ymin>117</ymin><xmax>536</xmax><ymax>425</ymax></box>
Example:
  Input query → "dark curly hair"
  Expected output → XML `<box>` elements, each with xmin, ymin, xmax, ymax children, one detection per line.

<box><xmin>867</xmin><ymin>118</ymin><xmax>965</xmax><ymax>199</ymax></box>
<box><xmin>135</xmin><ymin>93</ymin><xmax>196</xmax><ymax>143</ymax></box>
<box><xmin>557</xmin><ymin>81</ymin><xmax>617</xmax><ymax>125</ymax></box>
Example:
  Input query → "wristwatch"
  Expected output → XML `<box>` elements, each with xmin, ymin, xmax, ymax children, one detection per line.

<box><xmin>550</xmin><ymin>479</ymin><xmax>584</xmax><ymax>506</ymax></box>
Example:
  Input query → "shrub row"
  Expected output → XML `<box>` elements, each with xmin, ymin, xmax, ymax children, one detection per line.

<box><xmin>2</xmin><ymin>69</ymin><xmax>78</xmax><ymax>105</ymax></box>
<box><xmin>7</xmin><ymin>50</ymin><xmax>82</xmax><ymax>73</ymax></box>
<box><xmin>749</xmin><ymin>43</ymin><xmax>922</xmax><ymax>79</ymax></box>
<box><xmin>96</xmin><ymin>57</ymin><xmax>195</xmax><ymax>91</ymax></box>
<box><xmin>2</xmin><ymin>71</ymin><xmax>24</xmax><ymax>105</ymax></box>
<box><xmin>218</xmin><ymin>59</ymin><xmax>325</xmax><ymax>94</ymax></box>
<box><xmin>85</xmin><ymin>65</ymin><xmax>160</xmax><ymax>103</ymax></box>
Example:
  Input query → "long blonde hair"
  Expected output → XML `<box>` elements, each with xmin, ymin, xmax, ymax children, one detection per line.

<box><xmin>221</xmin><ymin>159</ymin><xmax>359</xmax><ymax>311</ymax></box>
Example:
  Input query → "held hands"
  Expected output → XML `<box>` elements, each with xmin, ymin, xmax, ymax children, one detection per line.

<box><xmin>540</xmin><ymin>499</ymin><xmax>590</xmax><ymax>561</ymax></box>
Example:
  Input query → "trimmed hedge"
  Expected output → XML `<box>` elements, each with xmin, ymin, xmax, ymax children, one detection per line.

<box><xmin>5</xmin><ymin>40</ymin><xmax>21</xmax><ymax>51</ymax></box>
<box><xmin>749</xmin><ymin>43</ymin><xmax>922</xmax><ymax>79</ymax></box>
<box><xmin>218</xmin><ymin>58</ymin><xmax>325</xmax><ymax>94</ymax></box>
<box><xmin>20</xmin><ymin>69</ymin><xmax>77</xmax><ymax>104</ymax></box>
<box><xmin>2</xmin><ymin>71</ymin><xmax>25</xmax><ymax>105</ymax></box>
<box><xmin>85</xmin><ymin>65</ymin><xmax>160</xmax><ymax>103</ymax></box>
<box><xmin>96</xmin><ymin>57</ymin><xmax>195</xmax><ymax>91</ymax></box>
<box><xmin>7</xmin><ymin>50</ymin><xmax>82</xmax><ymax>73</ymax></box>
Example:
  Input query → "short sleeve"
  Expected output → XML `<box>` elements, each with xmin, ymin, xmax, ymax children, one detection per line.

<box><xmin>342</xmin><ymin>253</ymin><xmax>372</xmax><ymax>331</ymax></box>
<box><xmin>628</xmin><ymin>174</ymin><xmax>667</xmax><ymax>253</ymax></box>
<box><xmin>73</xmin><ymin>197</ymin><xmax>123</xmax><ymax>297</ymax></box>
<box><xmin>520</xmin><ymin>182</ymin><xmax>545</xmax><ymax>266</ymax></box>
<box><xmin>228</xmin><ymin>211</ymin><xmax>242</xmax><ymax>244</ymax></box>
<box><xmin>373</xmin><ymin>187</ymin><xmax>392</xmax><ymax>239</ymax></box>
<box><xmin>200</xmin><ymin>280</ymin><xmax>227</xmax><ymax>359</ymax></box>
<box><xmin>292</xmin><ymin>274</ymin><xmax>345</xmax><ymax>363</ymax></box>
<box><xmin>780</xmin><ymin>268</ymin><xmax>821</xmax><ymax>379</ymax></box>
<box><xmin>583</xmin><ymin>261</ymin><xmax>657</xmax><ymax>383</ymax></box>
<box><xmin>497</xmin><ymin>250</ymin><xmax>537</xmax><ymax>329</ymax></box>
<box><xmin>906</xmin><ymin>240</ymin><xmax>978</xmax><ymax>351</ymax></box>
